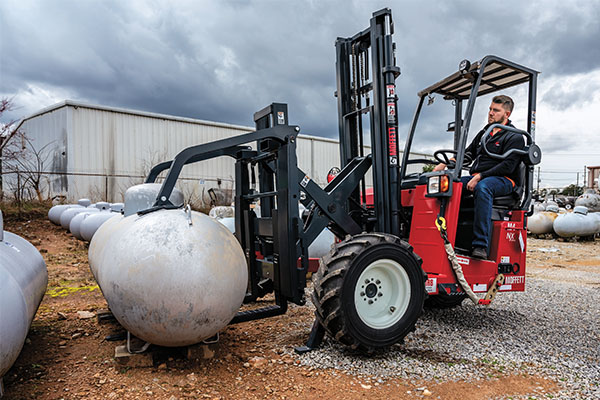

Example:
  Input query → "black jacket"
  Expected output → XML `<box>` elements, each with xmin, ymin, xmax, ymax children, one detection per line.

<box><xmin>466</xmin><ymin>121</ymin><xmax>525</xmax><ymax>184</ymax></box>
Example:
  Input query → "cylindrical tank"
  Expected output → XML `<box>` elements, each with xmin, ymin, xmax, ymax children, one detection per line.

<box><xmin>575</xmin><ymin>190</ymin><xmax>600</xmax><ymax>212</ymax></box>
<box><xmin>308</xmin><ymin>228</ymin><xmax>336</xmax><ymax>259</ymax></box>
<box><xmin>80</xmin><ymin>211</ymin><xmax>119</xmax><ymax>242</ymax></box>
<box><xmin>48</xmin><ymin>204</ymin><xmax>82</xmax><ymax>225</ymax></box>
<box><xmin>59</xmin><ymin>207</ymin><xmax>91</xmax><ymax>229</ymax></box>
<box><xmin>94</xmin><ymin>201</ymin><xmax>111</xmax><ymax>211</ymax></box>
<box><xmin>217</xmin><ymin>217</ymin><xmax>236</xmax><ymax>233</ymax></box>
<box><xmin>69</xmin><ymin>209</ymin><xmax>101</xmax><ymax>239</ymax></box>
<box><xmin>209</xmin><ymin>206</ymin><xmax>234</xmax><ymax>219</ymax></box>
<box><xmin>0</xmin><ymin>211</ymin><xmax>48</xmax><ymax>380</ymax></box>
<box><xmin>528</xmin><ymin>211</ymin><xmax>558</xmax><ymax>234</ymax></box>
<box><xmin>553</xmin><ymin>206</ymin><xmax>600</xmax><ymax>237</ymax></box>
<box><xmin>89</xmin><ymin>209</ymin><xmax>247</xmax><ymax>347</ymax></box>
<box><xmin>123</xmin><ymin>183</ymin><xmax>184</xmax><ymax>217</ymax></box>
<box><xmin>110</xmin><ymin>203</ymin><xmax>124</xmax><ymax>213</ymax></box>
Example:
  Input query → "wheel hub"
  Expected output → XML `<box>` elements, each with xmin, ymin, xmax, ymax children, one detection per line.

<box><xmin>354</xmin><ymin>258</ymin><xmax>411</xmax><ymax>329</ymax></box>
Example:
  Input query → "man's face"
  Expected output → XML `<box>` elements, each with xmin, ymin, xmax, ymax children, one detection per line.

<box><xmin>488</xmin><ymin>102</ymin><xmax>510</xmax><ymax>125</ymax></box>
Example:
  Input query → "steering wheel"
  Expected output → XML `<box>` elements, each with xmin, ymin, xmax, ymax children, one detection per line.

<box><xmin>433</xmin><ymin>149</ymin><xmax>473</xmax><ymax>170</ymax></box>
<box><xmin>434</xmin><ymin>149</ymin><xmax>457</xmax><ymax>168</ymax></box>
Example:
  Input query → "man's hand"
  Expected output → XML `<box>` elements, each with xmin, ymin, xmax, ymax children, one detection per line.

<box><xmin>467</xmin><ymin>173</ymin><xmax>481</xmax><ymax>191</ymax></box>
<box><xmin>433</xmin><ymin>163</ymin><xmax>446</xmax><ymax>172</ymax></box>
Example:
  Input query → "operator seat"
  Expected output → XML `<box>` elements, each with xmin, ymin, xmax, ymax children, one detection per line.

<box><xmin>491</xmin><ymin>162</ymin><xmax>526</xmax><ymax>220</ymax></box>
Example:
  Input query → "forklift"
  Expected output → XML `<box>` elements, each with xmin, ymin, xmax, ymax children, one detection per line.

<box><xmin>143</xmin><ymin>8</ymin><xmax>541</xmax><ymax>352</ymax></box>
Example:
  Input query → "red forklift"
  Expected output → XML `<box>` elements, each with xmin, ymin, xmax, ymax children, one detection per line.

<box><xmin>144</xmin><ymin>8</ymin><xmax>541</xmax><ymax>353</ymax></box>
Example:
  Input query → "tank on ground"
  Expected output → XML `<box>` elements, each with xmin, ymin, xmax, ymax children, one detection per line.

<box><xmin>0</xmin><ymin>211</ymin><xmax>48</xmax><ymax>389</ymax></box>
<box><xmin>553</xmin><ymin>206</ymin><xmax>600</xmax><ymax>238</ymax></box>
<box><xmin>89</xmin><ymin>208</ymin><xmax>247</xmax><ymax>347</ymax></box>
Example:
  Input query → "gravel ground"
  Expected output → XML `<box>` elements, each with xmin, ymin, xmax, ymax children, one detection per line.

<box><xmin>291</xmin><ymin>278</ymin><xmax>600</xmax><ymax>399</ymax></box>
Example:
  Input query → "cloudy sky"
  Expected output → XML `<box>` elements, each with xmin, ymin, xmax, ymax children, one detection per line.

<box><xmin>1</xmin><ymin>0</ymin><xmax>599</xmax><ymax>188</ymax></box>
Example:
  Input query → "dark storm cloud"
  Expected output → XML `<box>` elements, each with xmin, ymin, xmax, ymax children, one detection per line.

<box><xmin>1</xmin><ymin>0</ymin><xmax>599</xmax><ymax>149</ymax></box>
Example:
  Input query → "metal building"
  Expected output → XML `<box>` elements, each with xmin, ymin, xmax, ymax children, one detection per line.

<box><xmin>3</xmin><ymin>101</ymin><xmax>430</xmax><ymax>204</ymax></box>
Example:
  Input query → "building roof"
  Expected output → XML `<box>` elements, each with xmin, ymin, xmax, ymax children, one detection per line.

<box><xmin>16</xmin><ymin>100</ymin><xmax>256</xmax><ymax>133</ymax></box>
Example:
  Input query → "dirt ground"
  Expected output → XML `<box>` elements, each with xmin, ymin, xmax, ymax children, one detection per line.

<box><xmin>3</xmin><ymin>210</ymin><xmax>597</xmax><ymax>400</ymax></box>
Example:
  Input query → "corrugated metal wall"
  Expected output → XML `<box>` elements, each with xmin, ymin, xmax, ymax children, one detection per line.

<box><xmin>8</xmin><ymin>102</ymin><xmax>430</xmax><ymax>203</ymax></box>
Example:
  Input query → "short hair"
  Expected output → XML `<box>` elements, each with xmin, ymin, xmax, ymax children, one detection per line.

<box><xmin>492</xmin><ymin>95</ymin><xmax>514</xmax><ymax>112</ymax></box>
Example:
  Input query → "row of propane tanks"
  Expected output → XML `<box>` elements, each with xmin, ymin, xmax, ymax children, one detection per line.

<box><xmin>0</xmin><ymin>182</ymin><xmax>335</xmax><ymax>396</ymax></box>
<box><xmin>528</xmin><ymin>190</ymin><xmax>600</xmax><ymax>237</ymax></box>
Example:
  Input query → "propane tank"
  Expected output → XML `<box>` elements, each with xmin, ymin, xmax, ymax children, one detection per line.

<box><xmin>80</xmin><ymin>211</ymin><xmax>119</xmax><ymax>242</ymax></box>
<box><xmin>575</xmin><ymin>190</ymin><xmax>600</xmax><ymax>212</ymax></box>
<box><xmin>553</xmin><ymin>206</ymin><xmax>600</xmax><ymax>237</ymax></box>
<box><xmin>217</xmin><ymin>217</ymin><xmax>236</xmax><ymax>233</ymax></box>
<box><xmin>308</xmin><ymin>228</ymin><xmax>336</xmax><ymax>259</ymax></box>
<box><xmin>59</xmin><ymin>206</ymin><xmax>93</xmax><ymax>229</ymax></box>
<box><xmin>69</xmin><ymin>209</ymin><xmax>101</xmax><ymax>239</ymax></box>
<box><xmin>89</xmin><ymin>208</ymin><xmax>247</xmax><ymax>347</ymax></box>
<box><xmin>48</xmin><ymin>199</ymin><xmax>91</xmax><ymax>225</ymax></box>
<box><xmin>528</xmin><ymin>204</ymin><xmax>559</xmax><ymax>235</ymax></box>
<box><xmin>0</xmin><ymin>211</ymin><xmax>48</xmax><ymax>385</ymax></box>
<box><xmin>123</xmin><ymin>183</ymin><xmax>184</xmax><ymax>217</ymax></box>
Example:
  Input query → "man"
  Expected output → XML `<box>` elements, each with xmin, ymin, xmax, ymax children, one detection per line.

<box><xmin>434</xmin><ymin>95</ymin><xmax>524</xmax><ymax>259</ymax></box>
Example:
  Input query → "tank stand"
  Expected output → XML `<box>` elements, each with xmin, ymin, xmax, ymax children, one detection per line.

<box><xmin>294</xmin><ymin>319</ymin><xmax>325</xmax><ymax>354</ymax></box>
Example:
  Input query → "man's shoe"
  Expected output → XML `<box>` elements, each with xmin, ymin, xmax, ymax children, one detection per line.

<box><xmin>471</xmin><ymin>247</ymin><xmax>487</xmax><ymax>259</ymax></box>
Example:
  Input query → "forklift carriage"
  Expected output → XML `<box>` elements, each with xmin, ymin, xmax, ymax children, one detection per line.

<box><xmin>143</xmin><ymin>8</ymin><xmax>541</xmax><ymax>352</ymax></box>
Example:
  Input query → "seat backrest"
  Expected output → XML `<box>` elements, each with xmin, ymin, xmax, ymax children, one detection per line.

<box><xmin>512</xmin><ymin>161</ymin><xmax>526</xmax><ymax>201</ymax></box>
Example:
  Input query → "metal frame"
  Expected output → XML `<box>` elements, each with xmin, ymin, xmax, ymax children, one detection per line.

<box><xmin>141</xmin><ymin>9</ymin><xmax>401</xmax><ymax>326</ymax></box>
<box><xmin>335</xmin><ymin>8</ymin><xmax>402</xmax><ymax>236</ymax></box>
<box><xmin>400</xmin><ymin>55</ymin><xmax>539</xmax><ymax>211</ymax></box>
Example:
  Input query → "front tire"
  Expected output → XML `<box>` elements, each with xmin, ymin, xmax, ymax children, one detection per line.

<box><xmin>311</xmin><ymin>233</ymin><xmax>426</xmax><ymax>352</ymax></box>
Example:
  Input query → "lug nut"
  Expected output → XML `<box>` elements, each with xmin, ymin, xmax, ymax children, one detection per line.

<box><xmin>389</xmin><ymin>306</ymin><xmax>396</xmax><ymax>313</ymax></box>
<box><xmin>360</xmin><ymin>292</ymin><xmax>365</xmax><ymax>297</ymax></box>
<box><xmin>365</xmin><ymin>279</ymin><xmax>370</xmax><ymax>284</ymax></box>
<box><xmin>368</xmin><ymin>300</ymin><xmax>373</xmax><ymax>305</ymax></box>
<box><xmin>376</xmin><ymin>280</ymin><xmax>381</xmax><ymax>284</ymax></box>
<box><xmin>378</xmin><ymin>293</ymin><xmax>383</xmax><ymax>297</ymax></box>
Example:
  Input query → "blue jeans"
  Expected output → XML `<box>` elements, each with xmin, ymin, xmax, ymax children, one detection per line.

<box><xmin>460</xmin><ymin>175</ymin><xmax>514</xmax><ymax>252</ymax></box>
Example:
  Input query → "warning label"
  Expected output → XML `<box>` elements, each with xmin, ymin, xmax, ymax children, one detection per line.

<box><xmin>425</xmin><ymin>278</ymin><xmax>437</xmax><ymax>293</ymax></box>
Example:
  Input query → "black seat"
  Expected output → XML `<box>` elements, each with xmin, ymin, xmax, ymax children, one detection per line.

<box><xmin>492</xmin><ymin>162</ymin><xmax>526</xmax><ymax>210</ymax></box>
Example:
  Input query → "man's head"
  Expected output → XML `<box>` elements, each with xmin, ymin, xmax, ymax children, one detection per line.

<box><xmin>488</xmin><ymin>95</ymin><xmax>513</xmax><ymax>125</ymax></box>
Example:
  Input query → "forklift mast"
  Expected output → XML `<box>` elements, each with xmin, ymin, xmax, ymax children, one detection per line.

<box><xmin>335</xmin><ymin>8</ymin><xmax>401</xmax><ymax>236</ymax></box>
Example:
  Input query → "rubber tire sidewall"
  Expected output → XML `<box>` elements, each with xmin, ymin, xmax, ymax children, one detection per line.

<box><xmin>340</xmin><ymin>243</ymin><xmax>425</xmax><ymax>348</ymax></box>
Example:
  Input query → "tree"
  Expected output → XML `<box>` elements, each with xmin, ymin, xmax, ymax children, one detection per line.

<box><xmin>560</xmin><ymin>184</ymin><xmax>583</xmax><ymax>197</ymax></box>
<box><xmin>0</xmin><ymin>98</ymin><xmax>28</xmax><ymax>201</ymax></box>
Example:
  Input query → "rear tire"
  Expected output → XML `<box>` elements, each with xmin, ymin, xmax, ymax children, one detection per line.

<box><xmin>311</xmin><ymin>233</ymin><xmax>426</xmax><ymax>352</ymax></box>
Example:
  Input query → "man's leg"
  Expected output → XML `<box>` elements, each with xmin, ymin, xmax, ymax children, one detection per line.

<box><xmin>472</xmin><ymin>176</ymin><xmax>514</xmax><ymax>255</ymax></box>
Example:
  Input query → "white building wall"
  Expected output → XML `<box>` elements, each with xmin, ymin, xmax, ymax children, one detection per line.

<box><xmin>5</xmin><ymin>101</ymin><xmax>432</xmax><ymax>204</ymax></box>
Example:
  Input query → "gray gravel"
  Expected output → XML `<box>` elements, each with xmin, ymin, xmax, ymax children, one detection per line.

<box><xmin>291</xmin><ymin>278</ymin><xmax>600</xmax><ymax>399</ymax></box>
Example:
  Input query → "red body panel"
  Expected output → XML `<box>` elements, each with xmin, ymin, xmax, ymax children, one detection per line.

<box><xmin>403</xmin><ymin>182</ymin><xmax>526</xmax><ymax>295</ymax></box>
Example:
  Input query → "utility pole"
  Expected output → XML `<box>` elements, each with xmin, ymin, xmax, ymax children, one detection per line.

<box><xmin>536</xmin><ymin>166</ymin><xmax>540</xmax><ymax>192</ymax></box>
<box><xmin>576</xmin><ymin>172</ymin><xmax>579</xmax><ymax>196</ymax></box>
<box><xmin>584</xmin><ymin>165</ymin><xmax>587</xmax><ymax>189</ymax></box>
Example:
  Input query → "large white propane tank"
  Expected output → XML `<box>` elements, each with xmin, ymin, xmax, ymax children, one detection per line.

<box><xmin>553</xmin><ymin>206</ymin><xmax>600</xmax><ymax>238</ymax></box>
<box><xmin>88</xmin><ymin>208</ymin><xmax>247</xmax><ymax>347</ymax></box>
<box><xmin>527</xmin><ymin>205</ymin><xmax>559</xmax><ymax>234</ymax></box>
<box><xmin>575</xmin><ymin>190</ymin><xmax>600</xmax><ymax>212</ymax></box>
<box><xmin>0</xmin><ymin>211</ymin><xmax>48</xmax><ymax>388</ymax></box>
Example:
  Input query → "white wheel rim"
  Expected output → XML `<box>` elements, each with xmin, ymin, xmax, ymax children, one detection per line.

<box><xmin>354</xmin><ymin>258</ymin><xmax>411</xmax><ymax>329</ymax></box>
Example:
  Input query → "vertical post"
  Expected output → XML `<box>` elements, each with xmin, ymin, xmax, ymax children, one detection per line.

<box><xmin>576</xmin><ymin>172</ymin><xmax>579</xmax><ymax>195</ymax></box>
<box><xmin>537</xmin><ymin>167</ymin><xmax>540</xmax><ymax>192</ymax></box>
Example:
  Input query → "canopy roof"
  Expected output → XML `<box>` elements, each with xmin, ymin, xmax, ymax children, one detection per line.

<box><xmin>417</xmin><ymin>56</ymin><xmax>539</xmax><ymax>100</ymax></box>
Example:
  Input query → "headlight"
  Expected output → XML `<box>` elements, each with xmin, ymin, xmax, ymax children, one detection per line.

<box><xmin>427</xmin><ymin>175</ymin><xmax>450</xmax><ymax>195</ymax></box>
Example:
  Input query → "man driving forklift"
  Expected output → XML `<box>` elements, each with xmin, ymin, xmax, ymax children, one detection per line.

<box><xmin>434</xmin><ymin>95</ymin><xmax>524</xmax><ymax>259</ymax></box>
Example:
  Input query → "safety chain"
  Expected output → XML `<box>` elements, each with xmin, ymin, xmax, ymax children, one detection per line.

<box><xmin>435</xmin><ymin>216</ymin><xmax>503</xmax><ymax>306</ymax></box>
